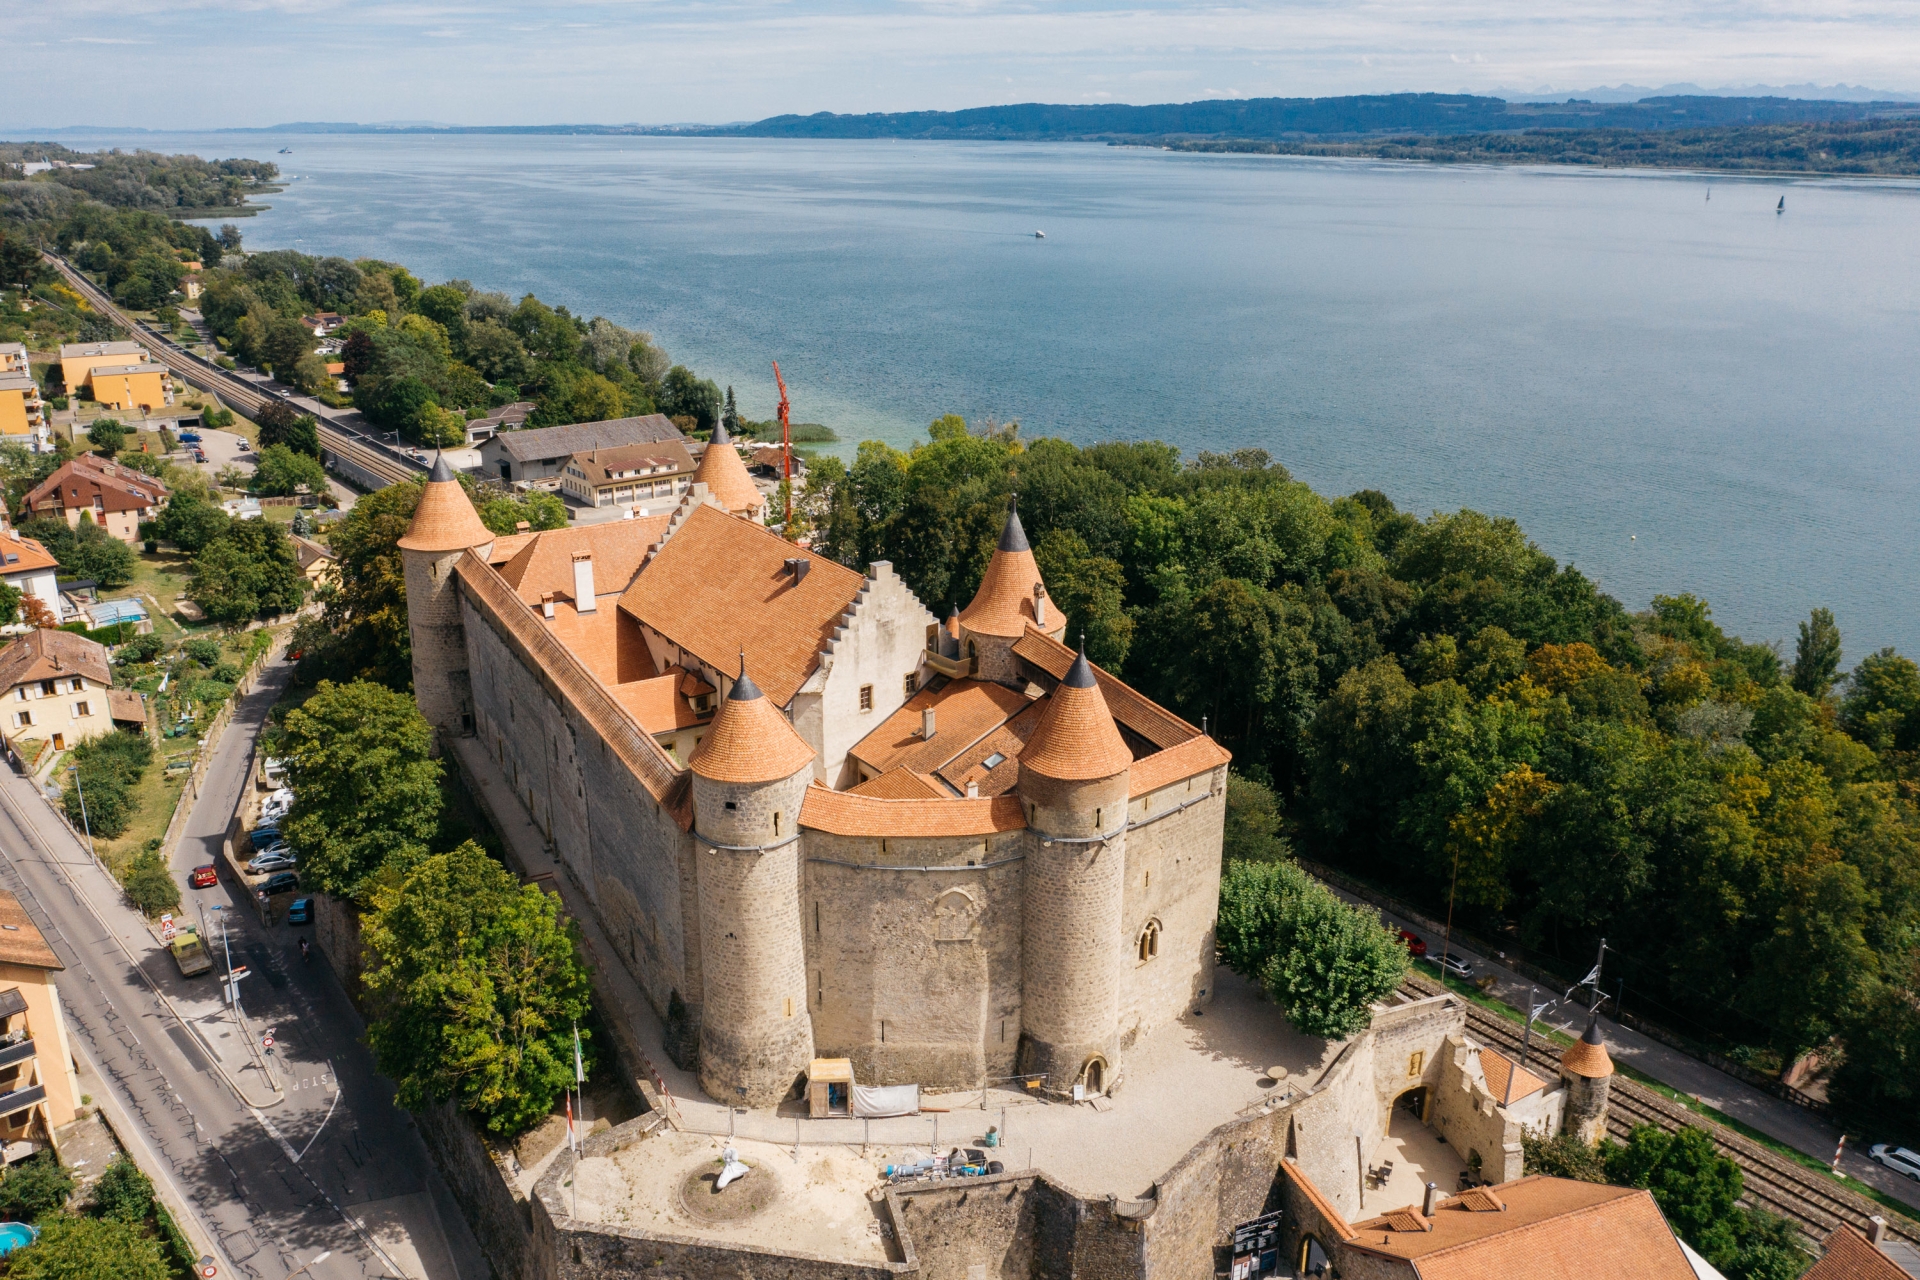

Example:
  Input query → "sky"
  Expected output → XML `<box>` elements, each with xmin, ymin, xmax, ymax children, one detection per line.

<box><xmin>4</xmin><ymin>0</ymin><xmax>1920</xmax><ymax>129</ymax></box>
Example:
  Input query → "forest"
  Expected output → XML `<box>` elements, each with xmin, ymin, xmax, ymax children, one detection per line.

<box><xmin>790</xmin><ymin>420</ymin><xmax>1920</xmax><ymax>1139</ymax></box>
<box><xmin>0</xmin><ymin>143</ymin><xmax>278</xmax><ymax>212</ymax></box>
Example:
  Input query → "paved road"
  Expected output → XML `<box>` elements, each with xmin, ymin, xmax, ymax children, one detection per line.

<box><xmin>1343</xmin><ymin>892</ymin><xmax>1920</xmax><ymax>1211</ymax></box>
<box><xmin>0</xmin><ymin>654</ymin><xmax>489</xmax><ymax>1280</ymax></box>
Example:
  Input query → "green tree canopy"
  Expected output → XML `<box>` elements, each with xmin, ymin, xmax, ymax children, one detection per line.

<box><xmin>152</xmin><ymin>492</ymin><xmax>231</xmax><ymax>553</ymax></box>
<box><xmin>19</xmin><ymin>516</ymin><xmax>135</xmax><ymax>590</ymax></box>
<box><xmin>85</xmin><ymin>418</ymin><xmax>126</xmax><ymax>456</ymax></box>
<box><xmin>4</xmin><ymin>1213</ymin><xmax>170</xmax><ymax>1280</ymax></box>
<box><xmin>186</xmin><ymin>518</ymin><xmax>306</xmax><ymax>624</ymax></box>
<box><xmin>363</xmin><ymin>842</ymin><xmax>595</xmax><ymax>1135</ymax></box>
<box><xmin>251</xmin><ymin>443</ymin><xmax>327</xmax><ymax>496</ymax></box>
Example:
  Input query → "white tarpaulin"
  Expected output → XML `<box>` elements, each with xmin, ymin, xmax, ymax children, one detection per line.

<box><xmin>852</xmin><ymin>1084</ymin><xmax>920</xmax><ymax>1118</ymax></box>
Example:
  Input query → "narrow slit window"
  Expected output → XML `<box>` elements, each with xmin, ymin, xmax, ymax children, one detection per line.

<box><xmin>859</xmin><ymin>684</ymin><xmax>874</xmax><ymax>712</ymax></box>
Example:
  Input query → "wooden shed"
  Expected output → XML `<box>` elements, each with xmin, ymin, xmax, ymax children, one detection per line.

<box><xmin>807</xmin><ymin>1058</ymin><xmax>854</xmax><ymax>1118</ymax></box>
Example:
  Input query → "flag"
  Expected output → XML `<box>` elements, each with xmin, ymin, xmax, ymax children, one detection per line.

<box><xmin>574</xmin><ymin>1023</ymin><xmax>586</xmax><ymax>1086</ymax></box>
<box><xmin>565</xmin><ymin>1091</ymin><xmax>576</xmax><ymax>1153</ymax></box>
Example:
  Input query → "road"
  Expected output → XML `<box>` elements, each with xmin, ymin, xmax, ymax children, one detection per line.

<box><xmin>1345</xmin><ymin>890</ymin><xmax>1920</xmax><ymax>1213</ymax></box>
<box><xmin>0</xmin><ymin>653</ymin><xmax>488</xmax><ymax>1280</ymax></box>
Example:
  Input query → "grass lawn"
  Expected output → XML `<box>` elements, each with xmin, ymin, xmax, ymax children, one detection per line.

<box><xmin>87</xmin><ymin>754</ymin><xmax>189</xmax><ymax>878</ymax></box>
<box><xmin>1412</xmin><ymin>959</ymin><xmax>1920</xmax><ymax>1225</ymax></box>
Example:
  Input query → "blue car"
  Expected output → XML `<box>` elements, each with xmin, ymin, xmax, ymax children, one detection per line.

<box><xmin>286</xmin><ymin>898</ymin><xmax>312</xmax><ymax>925</ymax></box>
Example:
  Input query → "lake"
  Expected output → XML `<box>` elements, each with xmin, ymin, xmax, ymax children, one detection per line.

<box><xmin>61</xmin><ymin>131</ymin><xmax>1920</xmax><ymax>658</ymax></box>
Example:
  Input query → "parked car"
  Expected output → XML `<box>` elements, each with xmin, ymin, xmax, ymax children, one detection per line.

<box><xmin>189</xmin><ymin>864</ymin><xmax>218</xmax><ymax>889</ymax></box>
<box><xmin>171</xmin><ymin>928</ymin><xmax>212</xmax><ymax>977</ymax></box>
<box><xmin>262</xmin><ymin>757</ymin><xmax>288</xmax><ymax>782</ymax></box>
<box><xmin>1435</xmin><ymin>952</ymin><xmax>1474</xmax><ymax>979</ymax></box>
<box><xmin>191</xmin><ymin>449</ymin><xmax>207</xmax><ymax>463</ymax></box>
<box><xmin>246</xmin><ymin>852</ymin><xmax>297</xmax><ymax>874</ymax></box>
<box><xmin>1870</xmin><ymin>1144</ymin><xmax>1920</xmax><ymax>1181</ymax></box>
<box><xmin>262</xmin><ymin>872</ymin><xmax>299</xmax><ymax>896</ymax></box>
<box><xmin>177</xmin><ymin>431</ymin><xmax>201</xmax><ymax>443</ymax></box>
<box><xmin>261</xmin><ymin>787</ymin><xmax>294</xmax><ymax>817</ymax></box>
<box><xmin>287</xmin><ymin>898</ymin><xmax>312</xmax><ymax>926</ymax></box>
<box><xmin>1398</xmin><ymin>930</ymin><xmax>1428</xmax><ymax>957</ymax></box>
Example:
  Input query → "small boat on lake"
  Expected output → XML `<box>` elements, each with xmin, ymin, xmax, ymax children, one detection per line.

<box><xmin>1777</xmin><ymin>196</ymin><xmax>1785</xmax><ymax>214</ymax></box>
<box><xmin>1033</xmin><ymin>230</ymin><xmax>1045</xmax><ymax>239</ymax></box>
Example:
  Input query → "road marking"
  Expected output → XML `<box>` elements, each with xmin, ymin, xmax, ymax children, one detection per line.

<box><xmin>295</xmin><ymin>1082</ymin><xmax>340</xmax><ymax>1163</ymax></box>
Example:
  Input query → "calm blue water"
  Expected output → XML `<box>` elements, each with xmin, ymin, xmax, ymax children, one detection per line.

<box><xmin>59</xmin><ymin>132</ymin><xmax>1920</xmax><ymax>657</ymax></box>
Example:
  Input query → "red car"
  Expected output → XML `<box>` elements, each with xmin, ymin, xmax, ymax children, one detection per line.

<box><xmin>189</xmin><ymin>864</ymin><xmax>218</xmax><ymax>889</ymax></box>
<box><xmin>1399</xmin><ymin>929</ymin><xmax>1428</xmax><ymax>957</ymax></box>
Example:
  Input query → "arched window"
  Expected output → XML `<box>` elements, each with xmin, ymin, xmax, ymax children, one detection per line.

<box><xmin>1137</xmin><ymin>919</ymin><xmax>1161</xmax><ymax>962</ymax></box>
<box><xmin>934</xmin><ymin>888</ymin><xmax>977</xmax><ymax>941</ymax></box>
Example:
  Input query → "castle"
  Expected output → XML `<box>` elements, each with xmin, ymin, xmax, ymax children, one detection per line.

<box><xmin>397</xmin><ymin>435</ymin><xmax>1231</xmax><ymax>1107</ymax></box>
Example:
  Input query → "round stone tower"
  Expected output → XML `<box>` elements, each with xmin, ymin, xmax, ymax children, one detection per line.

<box><xmin>958</xmin><ymin>496</ymin><xmax>1067</xmax><ymax>686</ymax></box>
<box><xmin>397</xmin><ymin>453</ymin><xmax>494</xmax><ymax>736</ymax></box>
<box><xmin>1018</xmin><ymin>644</ymin><xmax>1134</xmax><ymax>1098</ymax></box>
<box><xmin>688</xmin><ymin>657</ymin><xmax>819</xmax><ymax>1107</ymax></box>
<box><xmin>1559</xmin><ymin>1011</ymin><xmax>1615</xmax><ymax>1145</ymax></box>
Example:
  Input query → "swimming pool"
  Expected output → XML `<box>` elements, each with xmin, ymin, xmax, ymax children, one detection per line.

<box><xmin>0</xmin><ymin>1221</ymin><xmax>38</xmax><ymax>1253</ymax></box>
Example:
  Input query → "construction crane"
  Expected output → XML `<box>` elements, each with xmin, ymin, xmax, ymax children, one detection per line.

<box><xmin>772</xmin><ymin>360</ymin><xmax>793</xmax><ymax>526</ymax></box>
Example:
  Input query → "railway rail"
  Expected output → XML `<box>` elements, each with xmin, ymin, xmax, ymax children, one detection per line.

<box><xmin>42</xmin><ymin>255</ymin><xmax>423</xmax><ymax>489</ymax></box>
<box><xmin>1402</xmin><ymin>972</ymin><xmax>1914</xmax><ymax>1247</ymax></box>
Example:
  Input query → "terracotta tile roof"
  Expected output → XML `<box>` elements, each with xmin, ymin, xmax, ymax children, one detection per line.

<box><xmin>686</xmin><ymin>661</ymin><xmax>817</xmax><ymax>783</ymax></box>
<box><xmin>1380</xmin><ymin>1207</ymin><xmax>1432</xmax><ymax>1233</ymax></box>
<box><xmin>1345</xmin><ymin>1176</ymin><xmax>1693</xmax><ymax>1280</ymax></box>
<box><xmin>1560</xmin><ymin>1014</ymin><xmax>1615</xmax><ymax>1079</ymax></box>
<box><xmin>958</xmin><ymin>502</ymin><xmax>1050</xmax><ymax>638</ymax></box>
<box><xmin>542</xmin><ymin>599</ymin><xmax>657</xmax><ymax>685</ymax></box>
<box><xmin>1127</xmin><ymin>735</ymin><xmax>1232</xmax><ymax>798</ymax></box>
<box><xmin>496</xmin><ymin>517</ymin><xmax>669</xmax><ymax>605</ymax></box>
<box><xmin>848</xmin><ymin>767</ymin><xmax>945</xmax><ymax>799</ymax></box>
<box><xmin>1280</xmin><ymin>1159</ymin><xmax>1356</xmax><ymax>1242</ymax></box>
<box><xmin>692</xmin><ymin>434</ymin><xmax>765</xmax><ymax>517</ymax></box>
<box><xmin>107</xmin><ymin>688</ymin><xmax>146</xmax><ymax>725</ymax></box>
<box><xmin>618</xmin><ymin>505</ymin><xmax>865</xmax><ymax>707</ymax></box>
<box><xmin>398</xmin><ymin>460</ymin><xmax>494</xmax><ymax>553</ymax></box>
<box><xmin>292</xmin><ymin>536</ymin><xmax>334</xmax><ymax>572</ymax></box>
<box><xmin>934</xmin><ymin>706</ymin><xmax>1043</xmax><ymax>798</ymax></box>
<box><xmin>1479</xmin><ymin>1048</ymin><xmax>1548</xmax><ymax>1105</ymax></box>
<box><xmin>1453</xmin><ymin>1187</ymin><xmax>1508</xmax><ymax>1213</ymax></box>
<box><xmin>799</xmin><ymin>783</ymin><xmax>1027</xmax><ymax>837</ymax></box>
<box><xmin>1806</xmin><ymin>1226</ymin><xmax>1912</xmax><ymax>1280</ymax></box>
<box><xmin>488</xmin><ymin>415</ymin><xmax>683</xmax><ymax>462</ymax></box>
<box><xmin>486</xmin><ymin>531</ymin><xmax>539</xmax><ymax>564</ymax></box>
<box><xmin>0</xmin><ymin>628</ymin><xmax>112</xmax><ymax>691</ymax></box>
<box><xmin>24</xmin><ymin>457</ymin><xmax>169</xmax><ymax>517</ymax></box>
<box><xmin>1018</xmin><ymin>648</ymin><xmax>1134</xmax><ymax>781</ymax></box>
<box><xmin>1012</xmin><ymin>628</ymin><xmax>1203</xmax><ymax>751</ymax></box>
<box><xmin>0</xmin><ymin>532</ymin><xmax>60</xmax><ymax>575</ymax></box>
<box><xmin>847</xmin><ymin>679</ymin><xmax>1034</xmax><ymax>779</ymax></box>
<box><xmin>564</xmin><ymin>440</ymin><xmax>695</xmax><ymax>487</ymax></box>
<box><xmin>0</xmin><ymin>890</ymin><xmax>61</xmax><ymax>970</ymax></box>
<box><xmin>453</xmin><ymin>551</ymin><xmax>692</xmax><ymax>827</ymax></box>
<box><xmin>609</xmin><ymin>672</ymin><xmax>707</xmax><ymax>736</ymax></box>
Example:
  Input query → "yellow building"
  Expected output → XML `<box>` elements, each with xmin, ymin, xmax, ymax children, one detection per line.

<box><xmin>57</xmin><ymin>341</ymin><xmax>162</xmax><ymax>403</ymax></box>
<box><xmin>0</xmin><ymin>345</ymin><xmax>45</xmax><ymax>447</ymax></box>
<box><xmin>0</xmin><ymin>630</ymin><xmax>142</xmax><ymax>753</ymax></box>
<box><xmin>0</xmin><ymin>890</ymin><xmax>81</xmax><ymax>1163</ymax></box>
<box><xmin>85</xmin><ymin>363</ymin><xmax>171</xmax><ymax>413</ymax></box>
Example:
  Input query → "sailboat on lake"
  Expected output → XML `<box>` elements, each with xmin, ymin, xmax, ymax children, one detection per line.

<box><xmin>1777</xmin><ymin>196</ymin><xmax>1785</xmax><ymax>214</ymax></box>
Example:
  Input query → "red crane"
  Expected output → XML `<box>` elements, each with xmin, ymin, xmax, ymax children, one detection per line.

<box><xmin>772</xmin><ymin>360</ymin><xmax>792</xmax><ymax>526</ymax></box>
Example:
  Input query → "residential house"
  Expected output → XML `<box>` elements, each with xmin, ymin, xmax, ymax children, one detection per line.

<box><xmin>291</xmin><ymin>535</ymin><xmax>335</xmax><ymax>587</ymax></box>
<box><xmin>85</xmin><ymin>362</ymin><xmax>172</xmax><ymax>413</ymax></box>
<box><xmin>0</xmin><ymin>628</ymin><xmax>131</xmax><ymax>753</ymax></box>
<box><xmin>300</xmin><ymin>313</ymin><xmax>344</xmax><ymax>336</ymax></box>
<box><xmin>22</xmin><ymin>456</ymin><xmax>170</xmax><ymax>546</ymax></box>
<box><xmin>1804</xmin><ymin>1222</ymin><xmax>1919</xmax><ymax>1280</ymax></box>
<box><xmin>748</xmin><ymin>444</ymin><xmax>804</xmax><ymax>479</ymax></box>
<box><xmin>558</xmin><ymin>440</ymin><xmax>696</xmax><ymax>510</ymax></box>
<box><xmin>461</xmin><ymin>400</ymin><xmax>535</xmax><ymax>446</ymax></box>
<box><xmin>57</xmin><ymin>341</ymin><xmax>166</xmax><ymax>408</ymax></box>
<box><xmin>0</xmin><ymin>345</ymin><xmax>47</xmax><ymax>453</ymax></box>
<box><xmin>0</xmin><ymin>890</ymin><xmax>81</xmax><ymax>1165</ymax></box>
<box><xmin>0</xmin><ymin>524</ymin><xmax>62</xmax><ymax>626</ymax></box>
<box><xmin>477</xmin><ymin>413</ymin><xmax>684</xmax><ymax>483</ymax></box>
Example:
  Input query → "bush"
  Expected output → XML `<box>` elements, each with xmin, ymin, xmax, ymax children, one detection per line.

<box><xmin>62</xmin><ymin>730</ymin><xmax>154</xmax><ymax>841</ymax></box>
<box><xmin>5</xmin><ymin>1213</ymin><xmax>169</xmax><ymax>1280</ymax></box>
<box><xmin>183</xmin><ymin>638</ymin><xmax>221</xmax><ymax>666</ymax></box>
<box><xmin>88</xmin><ymin>1157</ymin><xmax>155</xmax><ymax>1224</ymax></box>
<box><xmin>210</xmin><ymin>661</ymin><xmax>241</xmax><ymax>684</ymax></box>
<box><xmin>0</xmin><ymin>1153</ymin><xmax>73</xmax><ymax>1219</ymax></box>
<box><xmin>115</xmin><ymin>634</ymin><xmax>166</xmax><ymax>664</ymax></box>
<box><xmin>122</xmin><ymin>849</ymin><xmax>179</xmax><ymax>918</ymax></box>
<box><xmin>1522</xmin><ymin>1130</ymin><xmax>1610</xmax><ymax>1182</ymax></box>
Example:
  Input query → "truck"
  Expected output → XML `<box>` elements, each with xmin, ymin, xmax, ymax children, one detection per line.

<box><xmin>170</xmin><ymin>927</ymin><xmax>213</xmax><ymax>977</ymax></box>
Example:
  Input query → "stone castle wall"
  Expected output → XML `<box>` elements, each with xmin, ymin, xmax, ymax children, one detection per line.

<box><xmin>1118</xmin><ymin>770</ymin><xmax>1227</xmax><ymax>1045</ymax></box>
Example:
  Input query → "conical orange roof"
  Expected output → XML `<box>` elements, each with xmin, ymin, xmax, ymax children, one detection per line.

<box><xmin>693</xmin><ymin>418</ymin><xmax>764</xmax><ymax>518</ymax></box>
<box><xmin>958</xmin><ymin>496</ymin><xmax>1048</xmax><ymax>638</ymax></box>
<box><xmin>398</xmin><ymin>454</ymin><xmax>495</xmax><ymax>552</ymax></box>
<box><xmin>1560</xmin><ymin>1012</ymin><xmax>1615</xmax><ymax>1079</ymax></box>
<box><xmin>1019</xmin><ymin>645</ymin><xmax>1133</xmax><ymax>781</ymax></box>
<box><xmin>688</xmin><ymin>657</ymin><xmax>817</xmax><ymax>783</ymax></box>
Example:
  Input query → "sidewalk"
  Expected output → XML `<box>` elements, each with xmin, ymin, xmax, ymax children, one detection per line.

<box><xmin>1325</xmin><ymin>883</ymin><xmax>1920</xmax><ymax>1211</ymax></box>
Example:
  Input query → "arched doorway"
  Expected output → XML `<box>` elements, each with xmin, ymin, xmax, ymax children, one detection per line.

<box><xmin>1396</xmin><ymin>1086</ymin><xmax>1429</xmax><ymax>1123</ymax></box>
<box><xmin>1297</xmin><ymin>1234</ymin><xmax>1330</xmax><ymax>1277</ymax></box>
<box><xmin>1080</xmin><ymin>1055</ymin><xmax>1108</xmax><ymax>1097</ymax></box>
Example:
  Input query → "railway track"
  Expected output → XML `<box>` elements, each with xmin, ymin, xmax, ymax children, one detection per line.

<box><xmin>1402</xmin><ymin>973</ymin><xmax>1915</xmax><ymax>1246</ymax></box>
<box><xmin>43</xmin><ymin>255</ymin><xmax>423</xmax><ymax>488</ymax></box>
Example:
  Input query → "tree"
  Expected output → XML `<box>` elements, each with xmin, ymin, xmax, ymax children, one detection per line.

<box><xmin>251</xmin><ymin>443</ymin><xmax>327</xmax><ymax>496</ymax></box>
<box><xmin>85</xmin><ymin>417</ymin><xmax>126</xmax><ymax>457</ymax></box>
<box><xmin>217</xmin><ymin>223</ymin><xmax>243</xmax><ymax>251</ymax></box>
<box><xmin>477</xmin><ymin>491</ymin><xmax>567</xmax><ymax>536</ymax></box>
<box><xmin>123</xmin><ymin>848</ymin><xmax>180</xmax><ymax>918</ymax></box>
<box><xmin>0</xmin><ymin>581</ymin><xmax>19</xmax><ymax>627</ymax></box>
<box><xmin>1223</xmin><ymin>772</ymin><xmax>1288</xmax><ymax>864</ymax></box>
<box><xmin>660</xmin><ymin>365</ymin><xmax>721</xmax><ymax>433</ymax></box>
<box><xmin>88</xmin><ymin>1156</ymin><xmax>157</xmax><ymax>1224</ymax></box>
<box><xmin>318</xmin><ymin>477</ymin><xmax>423</xmax><ymax>689</ymax></box>
<box><xmin>1521</xmin><ymin>1130</ymin><xmax>1610</xmax><ymax>1182</ymax></box>
<box><xmin>0</xmin><ymin>1153</ymin><xmax>72</xmax><ymax>1218</ymax></box>
<box><xmin>363</xmin><ymin>842</ymin><xmax>594</xmax><ymax>1135</ymax></box>
<box><xmin>20</xmin><ymin>516</ymin><xmax>136</xmax><ymax>590</ymax></box>
<box><xmin>1216</xmin><ymin>859</ymin><xmax>1407</xmax><ymax>1039</ymax></box>
<box><xmin>153</xmin><ymin>493</ymin><xmax>231</xmax><ymax>553</ymax></box>
<box><xmin>280</xmin><ymin>680</ymin><xmax>443</xmax><ymax>900</ymax></box>
<box><xmin>1790</xmin><ymin>608</ymin><xmax>1843</xmax><ymax>699</ymax></box>
<box><xmin>1031</xmin><ymin>528</ymin><xmax>1133</xmax><ymax>668</ymax></box>
<box><xmin>1841</xmin><ymin>648</ymin><xmax>1920</xmax><ymax>756</ymax></box>
<box><xmin>254</xmin><ymin>402</ymin><xmax>321</xmax><ymax>457</ymax></box>
<box><xmin>5</xmin><ymin>1213</ymin><xmax>170</xmax><ymax>1280</ymax></box>
<box><xmin>187</xmin><ymin>519</ymin><xmax>307</xmax><ymax>624</ymax></box>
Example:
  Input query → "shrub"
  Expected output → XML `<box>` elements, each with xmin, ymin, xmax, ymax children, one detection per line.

<box><xmin>88</xmin><ymin>1157</ymin><xmax>155</xmax><ymax>1224</ymax></box>
<box><xmin>0</xmin><ymin>1153</ymin><xmax>73</xmax><ymax>1219</ymax></box>
<box><xmin>210</xmin><ymin>662</ymin><xmax>241</xmax><ymax>684</ymax></box>
<box><xmin>62</xmin><ymin>730</ymin><xmax>154</xmax><ymax>840</ymax></box>
<box><xmin>183</xmin><ymin>638</ymin><xmax>221</xmax><ymax>666</ymax></box>
<box><xmin>122</xmin><ymin>850</ymin><xmax>180</xmax><ymax>918</ymax></box>
<box><xmin>115</xmin><ymin>634</ymin><xmax>166</xmax><ymax>665</ymax></box>
<box><xmin>5</xmin><ymin>1213</ymin><xmax>169</xmax><ymax>1280</ymax></box>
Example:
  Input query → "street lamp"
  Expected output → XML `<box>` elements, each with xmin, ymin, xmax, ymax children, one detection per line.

<box><xmin>66</xmin><ymin>764</ymin><xmax>95</xmax><ymax>860</ymax></box>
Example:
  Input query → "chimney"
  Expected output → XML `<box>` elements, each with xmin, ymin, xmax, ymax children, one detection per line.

<box><xmin>572</xmin><ymin>554</ymin><xmax>596</xmax><ymax>612</ymax></box>
<box><xmin>966</xmin><ymin>780</ymin><xmax>979</xmax><ymax>798</ymax></box>
<box><xmin>785</xmin><ymin>557</ymin><xmax>810</xmax><ymax>584</ymax></box>
<box><xmin>1868</xmin><ymin>1217</ymin><xmax>1888</xmax><ymax>1245</ymax></box>
<box><xmin>541</xmin><ymin>593</ymin><xmax>555</xmax><ymax>620</ymax></box>
<box><xmin>515</xmin><ymin>520</ymin><xmax>530</xmax><ymax>532</ymax></box>
<box><xmin>1422</xmin><ymin>1183</ymin><xmax>1438</xmax><ymax>1217</ymax></box>
<box><xmin>1033</xmin><ymin>583</ymin><xmax>1047</xmax><ymax>627</ymax></box>
<box><xmin>922</xmin><ymin>707</ymin><xmax>936</xmax><ymax>739</ymax></box>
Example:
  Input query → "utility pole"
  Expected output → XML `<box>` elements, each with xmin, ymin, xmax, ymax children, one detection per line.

<box><xmin>1590</xmin><ymin>938</ymin><xmax>1608</xmax><ymax>1012</ymax></box>
<box><xmin>67</xmin><ymin>764</ymin><xmax>96</xmax><ymax>863</ymax></box>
